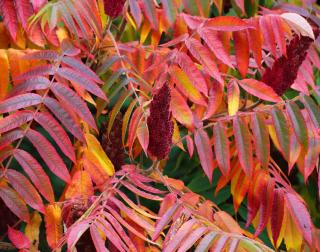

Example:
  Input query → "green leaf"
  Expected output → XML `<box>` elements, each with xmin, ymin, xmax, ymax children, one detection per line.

<box><xmin>252</xmin><ymin>113</ymin><xmax>270</xmax><ymax>169</ymax></box>
<box><xmin>286</xmin><ymin>101</ymin><xmax>308</xmax><ymax>151</ymax></box>
<box><xmin>271</xmin><ymin>107</ymin><xmax>290</xmax><ymax>161</ymax></box>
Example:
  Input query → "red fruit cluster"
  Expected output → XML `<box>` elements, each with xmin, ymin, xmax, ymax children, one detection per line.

<box><xmin>103</xmin><ymin>0</ymin><xmax>126</xmax><ymax>18</ymax></box>
<box><xmin>147</xmin><ymin>83</ymin><xmax>173</xmax><ymax>160</ymax></box>
<box><xmin>262</xmin><ymin>27</ymin><xmax>319</xmax><ymax>96</ymax></box>
<box><xmin>100</xmin><ymin>113</ymin><xmax>125</xmax><ymax>171</ymax></box>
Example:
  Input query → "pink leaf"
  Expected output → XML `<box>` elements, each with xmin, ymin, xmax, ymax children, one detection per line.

<box><xmin>7</xmin><ymin>169</ymin><xmax>45</xmax><ymax>213</ymax></box>
<box><xmin>8</xmin><ymin>226</ymin><xmax>30</xmax><ymax>249</ymax></box>
<box><xmin>0</xmin><ymin>0</ymin><xmax>18</xmax><ymax>40</ymax></box>
<box><xmin>34</xmin><ymin>112</ymin><xmax>76</xmax><ymax>162</ymax></box>
<box><xmin>285</xmin><ymin>192</ymin><xmax>314</xmax><ymax>246</ymax></box>
<box><xmin>25</xmin><ymin>129</ymin><xmax>71</xmax><ymax>183</ymax></box>
<box><xmin>44</xmin><ymin>97</ymin><xmax>85</xmax><ymax>142</ymax></box>
<box><xmin>194</xmin><ymin>129</ymin><xmax>215</xmax><ymax>182</ymax></box>
<box><xmin>0</xmin><ymin>93</ymin><xmax>42</xmax><ymax>114</ymax></box>
<box><xmin>14</xmin><ymin>149</ymin><xmax>55</xmax><ymax>203</ymax></box>
<box><xmin>0</xmin><ymin>111</ymin><xmax>34</xmax><ymax>134</ymax></box>
<box><xmin>0</xmin><ymin>183</ymin><xmax>29</xmax><ymax>222</ymax></box>
<box><xmin>51</xmin><ymin>82</ymin><xmax>97</xmax><ymax>130</ymax></box>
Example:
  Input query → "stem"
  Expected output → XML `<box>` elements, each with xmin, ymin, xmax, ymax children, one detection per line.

<box><xmin>0</xmin><ymin>57</ymin><xmax>63</xmax><ymax>178</ymax></box>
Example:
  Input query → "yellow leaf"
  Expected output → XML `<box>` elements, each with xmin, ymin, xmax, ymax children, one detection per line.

<box><xmin>0</xmin><ymin>50</ymin><xmax>9</xmax><ymax>100</ymax></box>
<box><xmin>227</xmin><ymin>80</ymin><xmax>240</xmax><ymax>116</ymax></box>
<box><xmin>268</xmin><ymin>124</ymin><xmax>281</xmax><ymax>152</ymax></box>
<box><xmin>172</xmin><ymin>119</ymin><xmax>185</xmax><ymax>151</ymax></box>
<box><xmin>140</xmin><ymin>21</ymin><xmax>151</xmax><ymax>44</ymax></box>
<box><xmin>169</xmin><ymin>65</ymin><xmax>206</xmax><ymax>106</ymax></box>
<box><xmin>25</xmin><ymin>212</ymin><xmax>42</xmax><ymax>252</ymax></box>
<box><xmin>65</xmin><ymin>170</ymin><xmax>94</xmax><ymax>199</ymax></box>
<box><xmin>85</xmin><ymin>133</ymin><xmax>115</xmax><ymax>176</ymax></box>
<box><xmin>284</xmin><ymin>214</ymin><xmax>303</xmax><ymax>251</ymax></box>
<box><xmin>45</xmin><ymin>204</ymin><xmax>63</xmax><ymax>250</ymax></box>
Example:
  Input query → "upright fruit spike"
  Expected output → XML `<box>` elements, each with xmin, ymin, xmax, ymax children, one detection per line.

<box><xmin>103</xmin><ymin>0</ymin><xmax>126</xmax><ymax>18</ymax></box>
<box><xmin>262</xmin><ymin>25</ymin><xmax>319</xmax><ymax>95</ymax></box>
<box><xmin>147</xmin><ymin>83</ymin><xmax>173</xmax><ymax>160</ymax></box>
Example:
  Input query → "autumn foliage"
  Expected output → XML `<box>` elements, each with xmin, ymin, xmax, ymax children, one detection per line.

<box><xmin>0</xmin><ymin>0</ymin><xmax>319</xmax><ymax>251</ymax></box>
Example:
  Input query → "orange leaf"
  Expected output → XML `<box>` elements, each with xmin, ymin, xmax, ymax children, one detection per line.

<box><xmin>0</xmin><ymin>50</ymin><xmax>9</xmax><ymax>100</ymax></box>
<box><xmin>65</xmin><ymin>170</ymin><xmax>94</xmax><ymax>199</ymax></box>
<box><xmin>45</xmin><ymin>204</ymin><xmax>63</xmax><ymax>249</ymax></box>
<box><xmin>170</xmin><ymin>87</ymin><xmax>194</xmax><ymax>129</ymax></box>
<box><xmin>233</xmin><ymin>30</ymin><xmax>249</xmax><ymax>78</ymax></box>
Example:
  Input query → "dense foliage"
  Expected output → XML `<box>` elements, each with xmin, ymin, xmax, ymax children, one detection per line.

<box><xmin>0</xmin><ymin>0</ymin><xmax>319</xmax><ymax>251</ymax></box>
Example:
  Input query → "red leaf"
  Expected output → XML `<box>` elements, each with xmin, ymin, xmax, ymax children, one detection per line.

<box><xmin>0</xmin><ymin>129</ymin><xmax>24</xmax><ymax>150</ymax></box>
<box><xmin>185</xmin><ymin>38</ymin><xmax>223</xmax><ymax>84</ymax></box>
<box><xmin>51</xmin><ymin>82</ymin><xmax>97</xmax><ymax>130</ymax></box>
<box><xmin>34</xmin><ymin>112</ymin><xmax>76</xmax><ymax>162</ymax></box>
<box><xmin>57</xmin><ymin>67</ymin><xmax>106</xmax><ymax>99</ymax></box>
<box><xmin>62</xmin><ymin>56</ymin><xmax>103</xmax><ymax>83</ymax></box>
<box><xmin>0</xmin><ymin>0</ymin><xmax>18</xmax><ymax>40</ymax></box>
<box><xmin>203</xmin><ymin>83</ymin><xmax>223</xmax><ymax>120</ymax></box>
<box><xmin>8</xmin><ymin>226</ymin><xmax>30</xmax><ymax>249</ymax></box>
<box><xmin>14</xmin><ymin>149</ymin><xmax>55</xmax><ymax>203</ymax></box>
<box><xmin>0</xmin><ymin>93</ymin><xmax>42</xmax><ymax>114</ymax></box>
<box><xmin>239</xmin><ymin>79</ymin><xmax>282</xmax><ymax>102</ymax></box>
<box><xmin>260</xmin><ymin>16</ymin><xmax>277</xmax><ymax>58</ymax></box>
<box><xmin>141</xmin><ymin>0</ymin><xmax>158</xmax><ymax>30</ymax></box>
<box><xmin>255</xmin><ymin>178</ymin><xmax>275</xmax><ymax>236</ymax></box>
<box><xmin>213</xmin><ymin>121</ymin><xmax>230</xmax><ymax>176</ymax></box>
<box><xmin>0</xmin><ymin>182</ymin><xmax>29</xmax><ymax>222</ymax></box>
<box><xmin>0</xmin><ymin>111</ymin><xmax>34</xmax><ymax>134</ymax></box>
<box><xmin>246</xmin><ymin>17</ymin><xmax>262</xmax><ymax>68</ymax></box>
<box><xmin>285</xmin><ymin>192</ymin><xmax>314</xmax><ymax>246</ymax></box>
<box><xmin>233</xmin><ymin>30</ymin><xmax>249</xmax><ymax>78</ymax></box>
<box><xmin>186</xmin><ymin>135</ymin><xmax>194</xmax><ymax>157</ymax></box>
<box><xmin>199</xmin><ymin>28</ymin><xmax>233</xmax><ymax>68</ymax></box>
<box><xmin>14</xmin><ymin>65</ymin><xmax>55</xmax><ymax>82</ymax></box>
<box><xmin>194</xmin><ymin>128</ymin><xmax>215</xmax><ymax>182</ymax></box>
<box><xmin>25</xmin><ymin>129</ymin><xmax>71</xmax><ymax>183</ymax></box>
<box><xmin>44</xmin><ymin>97</ymin><xmax>85</xmax><ymax>142</ymax></box>
<box><xmin>270</xmin><ymin>15</ymin><xmax>287</xmax><ymax>57</ymax></box>
<box><xmin>170</xmin><ymin>88</ymin><xmax>194</xmax><ymax>128</ymax></box>
<box><xmin>204</xmin><ymin>16</ymin><xmax>251</xmax><ymax>31</ymax></box>
<box><xmin>233</xmin><ymin>117</ymin><xmax>253</xmax><ymax>177</ymax></box>
<box><xmin>175</xmin><ymin>52</ymin><xmax>208</xmax><ymax>96</ymax></box>
<box><xmin>270</xmin><ymin>189</ymin><xmax>285</xmax><ymax>248</ymax></box>
<box><xmin>7</xmin><ymin>169</ymin><xmax>45</xmax><ymax>213</ymax></box>
<box><xmin>14</xmin><ymin>0</ymin><xmax>33</xmax><ymax>30</ymax></box>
